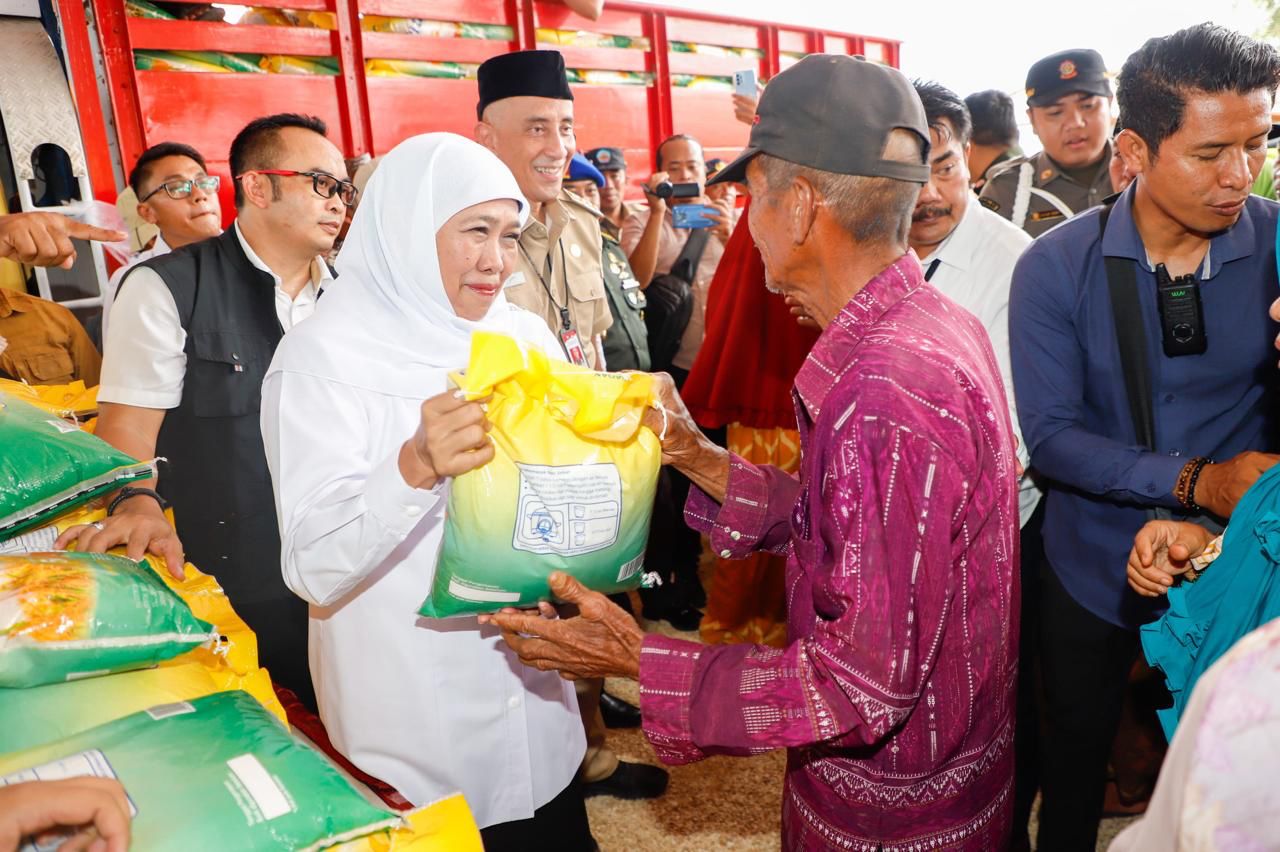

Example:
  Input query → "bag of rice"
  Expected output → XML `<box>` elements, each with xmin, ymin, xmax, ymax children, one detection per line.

<box><xmin>418</xmin><ymin>332</ymin><xmax>660</xmax><ymax>618</ymax></box>
<box><xmin>0</xmin><ymin>690</ymin><xmax>402</xmax><ymax>851</ymax></box>
<box><xmin>0</xmin><ymin>552</ymin><xmax>216</xmax><ymax>687</ymax></box>
<box><xmin>0</xmin><ymin>391</ymin><xmax>153</xmax><ymax>540</ymax></box>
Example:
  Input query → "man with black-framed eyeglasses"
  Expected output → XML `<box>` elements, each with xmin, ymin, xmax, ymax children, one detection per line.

<box><xmin>72</xmin><ymin>114</ymin><xmax>348</xmax><ymax>712</ymax></box>
<box><xmin>103</xmin><ymin>142</ymin><xmax>222</xmax><ymax>341</ymax></box>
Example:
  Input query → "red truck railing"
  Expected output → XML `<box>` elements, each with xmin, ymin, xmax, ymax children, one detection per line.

<box><xmin>59</xmin><ymin>0</ymin><xmax>899</xmax><ymax>217</ymax></box>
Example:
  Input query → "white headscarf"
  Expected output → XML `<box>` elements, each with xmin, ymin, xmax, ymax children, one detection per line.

<box><xmin>266</xmin><ymin>132</ymin><xmax>530</xmax><ymax>398</ymax></box>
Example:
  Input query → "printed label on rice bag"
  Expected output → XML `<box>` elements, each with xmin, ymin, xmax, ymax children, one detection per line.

<box><xmin>3</xmin><ymin>748</ymin><xmax>140</xmax><ymax>852</ymax></box>
<box><xmin>224</xmin><ymin>753</ymin><xmax>295</xmax><ymax>825</ymax></box>
<box><xmin>512</xmin><ymin>463</ymin><xmax>621</xmax><ymax>557</ymax></box>
<box><xmin>0</xmin><ymin>525</ymin><xmax>57</xmax><ymax>556</ymax></box>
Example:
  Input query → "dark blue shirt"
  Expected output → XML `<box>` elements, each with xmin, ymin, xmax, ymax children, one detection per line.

<box><xmin>1010</xmin><ymin>184</ymin><xmax>1279</xmax><ymax>629</ymax></box>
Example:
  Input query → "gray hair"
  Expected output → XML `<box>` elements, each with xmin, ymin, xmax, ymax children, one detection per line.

<box><xmin>755</xmin><ymin>130</ymin><xmax>923</xmax><ymax>244</ymax></box>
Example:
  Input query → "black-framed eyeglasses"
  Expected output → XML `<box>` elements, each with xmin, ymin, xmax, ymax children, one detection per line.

<box><xmin>243</xmin><ymin>169</ymin><xmax>359</xmax><ymax>207</ymax></box>
<box><xmin>139</xmin><ymin>175</ymin><xmax>220</xmax><ymax>202</ymax></box>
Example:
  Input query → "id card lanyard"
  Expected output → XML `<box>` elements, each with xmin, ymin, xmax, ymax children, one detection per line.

<box><xmin>519</xmin><ymin>241</ymin><xmax>589</xmax><ymax>367</ymax></box>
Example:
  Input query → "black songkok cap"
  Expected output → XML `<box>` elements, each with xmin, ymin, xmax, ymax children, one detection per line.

<box><xmin>477</xmin><ymin>50</ymin><xmax>574</xmax><ymax>119</ymax></box>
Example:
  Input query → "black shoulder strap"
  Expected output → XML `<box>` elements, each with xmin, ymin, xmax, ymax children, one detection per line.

<box><xmin>1100</xmin><ymin>204</ymin><xmax>1156</xmax><ymax>449</ymax></box>
<box><xmin>670</xmin><ymin>226</ymin><xmax>711</xmax><ymax>285</ymax></box>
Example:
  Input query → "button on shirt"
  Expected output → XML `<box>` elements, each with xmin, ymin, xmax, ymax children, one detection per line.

<box><xmin>99</xmin><ymin>223</ymin><xmax>328</xmax><ymax>409</ymax></box>
<box><xmin>1010</xmin><ymin>185</ymin><xmax>1280</xmax><ymax>629</ymax></box>
<box><xmin>921</xmin><ymin>199</ymin><xmax>1040</xmax><ymax>526</ymax></box>
<box><xmin>640</xmin><ymin>254</ymin><xmax>1020</xmax><ymax>849</ymax></box>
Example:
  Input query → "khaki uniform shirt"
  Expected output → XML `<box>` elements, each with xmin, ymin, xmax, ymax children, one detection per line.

<box><xmin>978</xmin><ymin>143</ymin><xmax>1115</xmax><ymax>238</ymax></box>
<box><xmin>0</xmin><ymin>288</ymin><xmax>100</xmax><ymax>386</ymax></box>
<box><xmin>507</xmin><ymin>189</ymin><xmax>612</xmax><ymax>368</ymax></box>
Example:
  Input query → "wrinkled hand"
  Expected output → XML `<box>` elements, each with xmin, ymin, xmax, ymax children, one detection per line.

<box><xmin>0</xmin><ymin>212</ymin><xmax>125</xmax><ymax>270</ymax></box>
<box><xmin>1271</xmin><ymin>297</ymin><xmax>1280</xmax><ymax>365</ymax></box>
<box><xmin>641</xmin><ymin>171</ymin><xmax>671</xmax><ymax>214</ymax></box>
<box><xmin>1126</xmin><ymin>520</ymin><xmax>1216</xmax><ymax>597</ymax></box>
<box><xmin>782</xmin><ymin>294</ymin><xmax>819</xmax><ymax>328</ymax></box>
<box><xmin>0</xmin><ymin>777</ymin><xmax>132</xmax><ymax>852</ymax></box>
<box><xmin>402</xmin><ymin>390</ymin><xmax>493</xmax><ymax>489</ymax></box>
<box><xmin>731</xmin><ymin>92</ymin><xmax>758</xmax><ymax>126</ymax></box>
<box><xmin>56</xmin><ymin>503</ymin><xmax>185</xmax><ymax>581</ymax></box>
<box><xmin>477</xmin><ymin>600</ymin><xmax>558</xmax><ymax>626</ymax></box>
<box><xmin>640</xmin><ymin>372</ymin><xmax>708</xmax><ymax>468</ymax></box>
<box><xmin>490</xmin><ymin>572</ymin><xmax>645</xmax><ymax>681</ymax></box>
<box><xmin>1194</xmin><ymin>451</ymin><xmax>1280</xmax><ymax>519</ymax></box>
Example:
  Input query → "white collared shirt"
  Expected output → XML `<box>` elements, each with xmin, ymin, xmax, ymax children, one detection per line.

<box><xmin>103</xmin><ymin>233</ymin><xmax>170</xmax><ymax>344</ymax></box>
<box><xmin>260</xmin><ymin>307</ymin><xmax>584</xmax><ymax>828</ymax></box>
<box><xmin>921</xmin><ymin>199</ymin><xmax>1041</xmax><ymax>526</ymax></box>
<box><xmin>99</xmin><ymin>223</ymin><xmax>330</xmax><ymax>409</ymax></box>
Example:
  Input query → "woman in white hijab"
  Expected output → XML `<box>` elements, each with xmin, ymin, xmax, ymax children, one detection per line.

<box><xmin>261</xmin><ymin>133</ymin><xmax>591</xmax><ymax>848</ymax></box>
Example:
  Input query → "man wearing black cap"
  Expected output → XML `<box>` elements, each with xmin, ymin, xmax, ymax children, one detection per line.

<box><xmin>585</xmin><ymin>146</ymin><xmax>643</xmax><ymax>241</ymax></box>
<box><xmin>475</xmin><ymin>50</ymin><xmax>612</xmax><ymax>371</ymax></box>
<box><xmin>489</xmin><ymin>54</ymin><xmax>1020</xmax><ymax>850</ymax></box>
<box><xmin>980</xmin><ymin>49</ymin><xmax>1117</xmax><ymax>237</ymax></box>
<box><xmin>1010</xmin><ymin>24</ymin><xmax>1280</xmax><ymax>850</ymax></box>
<box><xmin>474</xmin><ymin>49</ymin><xmax>670</xmax><ymax>808</ymax></box>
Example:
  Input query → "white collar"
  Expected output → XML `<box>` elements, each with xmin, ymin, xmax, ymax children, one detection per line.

<box><xmin>919</xmin><ymin>198</ymin><xmax>980</xmax><ymax>274</ymax></box>
<box><xmin>233</xmin><ymin>221</ymin><xmax>333</xmax><ymax>290</ymax></box>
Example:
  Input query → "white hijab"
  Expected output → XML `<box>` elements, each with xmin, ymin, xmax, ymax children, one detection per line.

<box><xmin>266</xmin><ymin>132</ymin><xmax>530</xmax><ymax>398</ymax></box>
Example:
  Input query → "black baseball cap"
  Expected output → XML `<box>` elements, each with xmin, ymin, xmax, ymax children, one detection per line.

<box><xmin>477</xmin><ymin>50</ymin><xmax>573</xmax><ymax>119</ymax></box>
<box><xmin>1025</xmin><ymin>49</ymin><xmax>1111</xmax><ymax>107</ymax></box>
<box><xmin>585</xmin><ymin>147</ymin><xmax>626</xmax><ymax>172</ymax></box>
<box><xmin>708</xmin><ymin>54</ymin><xmax>930</xmax><ymax>187</ymax></box>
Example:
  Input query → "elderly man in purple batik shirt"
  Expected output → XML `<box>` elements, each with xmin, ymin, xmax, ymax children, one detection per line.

<box><xmin>490</xmin><ymin>55</ymin><xmax>1020</xmax><ymax>851</ymax></box>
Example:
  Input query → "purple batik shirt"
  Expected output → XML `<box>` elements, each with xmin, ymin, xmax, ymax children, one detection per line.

<box><xmin>639</xmin><ymin>253</ymin><xmax>1020</xmax><ymax>850</ymax></box>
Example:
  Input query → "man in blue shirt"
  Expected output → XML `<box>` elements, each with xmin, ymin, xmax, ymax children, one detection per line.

<box><xmin>1010</xmin><ymin>23</ymin><xmax>1280</xmax><ymax>852</ymax></box>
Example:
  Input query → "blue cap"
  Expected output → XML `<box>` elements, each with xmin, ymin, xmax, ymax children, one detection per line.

<box><xmin>566</xmin><ymin>153</ymin><xmax>605</xmax><ymax>188</ymax></box>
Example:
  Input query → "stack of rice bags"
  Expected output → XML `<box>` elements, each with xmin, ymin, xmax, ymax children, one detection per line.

<box><xmin>0</xmin><ymin>389</ymin><xmax>481</xmax><ymax>850</ymax></box>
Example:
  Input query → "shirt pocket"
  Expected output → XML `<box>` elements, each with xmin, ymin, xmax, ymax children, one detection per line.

<box><xmin>17</xmin><ymin>345</ymin><xmax>76</xmax><ymax>384</ymax></box>
<box><xmin>563</xmin><ymin>240</ymin><xmax>605</xmax><ymax>305</ymax></box>
<box><xmin>187</xmin><ymin>331</ymin><xmax>272</xmax><ymax>418</ymax></box>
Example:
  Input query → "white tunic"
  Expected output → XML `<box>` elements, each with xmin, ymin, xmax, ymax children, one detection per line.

<box><xmin>260</xmin><ymin>307</ymin><xmax>585</xmax><ymax>829</ymax></box>
<box><xmin>921</xmin><ymin>199</ymin><xmax>1042</xmax><ymax>527</ymax></box>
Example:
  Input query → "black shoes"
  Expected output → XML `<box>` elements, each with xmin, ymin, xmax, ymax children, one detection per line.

<box><xmin>600</xmin><ymin>690</ymin><xmax>642</xmax><ymax>729</ymax></box>
<box><xmin>582</xmin><ymin>760</ymin><xmax>670</xmax><ymax>800</ymax></box>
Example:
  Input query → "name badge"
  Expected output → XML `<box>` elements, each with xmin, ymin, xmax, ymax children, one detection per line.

<box><xmin>504</xmin><ymin>271</ymin><xmax>527</xmax><ymax>289</ymax></box>
<box><xmin>620</xmin><ymin>276</ymin><xmax>640</xmax><ymax>291</ymax></box>
<box><xmin>560</xmin><ymin>328</ymin><xmax>589</xmax><ymax>367</ymax></box>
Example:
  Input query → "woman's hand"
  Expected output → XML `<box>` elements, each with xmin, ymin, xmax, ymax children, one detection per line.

<box><xmin>399</xmin><ymin>390</ymin><xmax>493</xmax><ymax>489</ymax></box>
<box><xmin>1126</xmin><ymin>520</ymin><xmax>1216</xmax><ymax>597</ymax></box>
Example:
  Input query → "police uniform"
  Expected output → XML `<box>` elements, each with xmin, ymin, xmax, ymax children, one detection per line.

<box><xmin>978</xmin><ymin>142</ymin><xmax>1114</xmax><ymax>238</ymax></box>
<box><xmin>600</xmin><ymin>229</ymin><xmax>650</xmax><ymax>371</ymax></box>
<box><xmin>979</xmin><ymin>48</ymin><xmax>1115</xmax><ymax>238</ymax></box>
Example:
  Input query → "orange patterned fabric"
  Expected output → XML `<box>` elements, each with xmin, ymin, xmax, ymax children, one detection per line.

<box><xmin>699</xmin><ymin>423</ymin><xmax>801</xmax><ymax>648</ymax></box>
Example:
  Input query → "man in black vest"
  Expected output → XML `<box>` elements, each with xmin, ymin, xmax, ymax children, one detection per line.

<box><xmin>67</xmin><ymin>114</ymin><xmax>351</xmax><ymax>712</ymax></box>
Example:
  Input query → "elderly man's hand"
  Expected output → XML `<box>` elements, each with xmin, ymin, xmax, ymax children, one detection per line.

<box><xmin>641</xmin><ymin>372</ymin><xmax>706</xmax><ymax>468</ymax></box>
<box><xmin>0</xmin><ymin>212</ymin><xmax>125</xmax><ymax>269</ymax></box>
<box><xmin>1126</xmin><ymin>520</ymin><xmax>1216</xmax><ymax>598</ymax></box>
<box><xmin>490</xmin><ymin>572</ymin><xmax>645</xmax><ymax>681</ymax></box>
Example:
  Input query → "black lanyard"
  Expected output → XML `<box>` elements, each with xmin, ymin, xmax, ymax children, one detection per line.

<box><xmin>518</xmin><ymin>240</ymin><xmax>572</xmax><ymax>331</ymax></box>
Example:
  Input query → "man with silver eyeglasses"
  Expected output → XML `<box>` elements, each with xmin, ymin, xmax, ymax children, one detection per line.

<box><xmin>102</xmin><ymin>142</ymin><xmax>222</xmax><ymax>341</ymax></box>
<box><xmin>59</xmin><ymin>114</ymin><xmax>355</xmax><ymax>712</ymax></box>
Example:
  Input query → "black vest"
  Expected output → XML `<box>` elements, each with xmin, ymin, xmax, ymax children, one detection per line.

<box><xmin>125</xmin><ymin>229</ymin><xmax>286</xmax><ymax>606</ymax></box>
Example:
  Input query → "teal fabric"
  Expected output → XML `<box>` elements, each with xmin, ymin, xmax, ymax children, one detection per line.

<box><xmin>1141</xmin><ymin>463</ymin><xmax>1280</xmax><ymax>740</ymax></box>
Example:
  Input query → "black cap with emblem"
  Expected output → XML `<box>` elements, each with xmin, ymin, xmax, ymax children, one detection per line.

<box><xmin>477</xmin><ymin>50</ymin><xmax>574</xmax><ymax>119</ymax></box>
<box><xmin>708</xmin><ymin>54</ymin><xmax>931</xmax><ymax>187</ymax></box>
<box><xmin>585</xmin><ymin>147</ymin><xmax>626</xmax><ymax>172</ymax></box>
<box><xmin>1025</xmin><ymin>49</ymin><xmax>1111</xmax><ymax>107</ymax></box>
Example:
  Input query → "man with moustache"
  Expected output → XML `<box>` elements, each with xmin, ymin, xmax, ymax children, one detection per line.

<box><xmin>60</xmin><ymin>114</ymin><xmax>351</xmax><ymax>711</ymax></box>
<box><xmin>586</xmin><ymin>146</ymin><xmax>644</xmax><ymax>241</ymax></box>
<box><xmin>981</xmin><ymin>49</ymin><xmax>1117</xmax><ymax>237</ymax></box>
